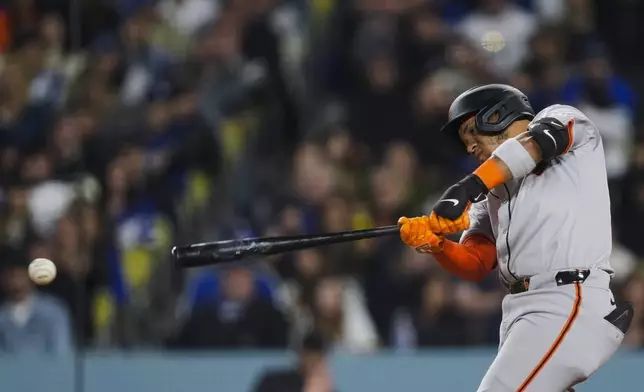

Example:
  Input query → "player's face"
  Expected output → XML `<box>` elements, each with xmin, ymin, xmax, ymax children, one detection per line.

<box><xmin>458</xmin><ymin>117</ymin><xmax>507</xmax><ymax>163</ymax></box>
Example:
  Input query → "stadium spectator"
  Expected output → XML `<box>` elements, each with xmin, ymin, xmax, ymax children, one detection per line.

<box><xmin>456</xmin><ymin>0</ymin><xmax>537</xmax><ymax>73</ymax></box>
<box><xmin>413</xmin><ymin>274</ymin><xmax>468</xmax><ymax>347</ymax></box>
<box><xmin>0</xmin><ymin>245</ymin><xmax>73</xmax><ymax>354</ymax></box>
<box><xmin>279</xmin><ymin>271</ymin><xmax>378</xmax><ymax>353</ymax></box>
<box><xmin>252</xmin><ymin>331</ymin><xmax>336</xmax><ymax>392</ymax></box>
<box><xmin>619</xmin><ymin>272</ymin><xmax>644</xmax><ymax>348</ymax></box>
<box><xmin>562</xmin><ymin>42</ymin><xmax>636</xmax><ymax>186</ymax></box>
<box><xmin>0</xmin><ymin>181</ymin><xmax>37</xmax><ymax>250</ymax></box>
<box><xmin>310</xmin><ymin>275</ymin><xmax>378</xmax><ymax>353</ymax></box>
<box><xmin>157</xmin><ymin>0</ymin><xmax>220</xmax><ymax>38</ymax></box>
<box><xmin>170</xmin><ymin>266</ymin><xmax>289</xmax><ymax>349</ymax></box>
<box><xmin>36</xmin><ymin>202</ymin><xmax>108</xmax><ymax>346</ymax></box>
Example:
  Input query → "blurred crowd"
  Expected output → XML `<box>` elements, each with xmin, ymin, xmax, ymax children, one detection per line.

<box><xmin>2</xmin><ymin>0</ymin><xmax>644</xmax><ymax>356</ymax></box>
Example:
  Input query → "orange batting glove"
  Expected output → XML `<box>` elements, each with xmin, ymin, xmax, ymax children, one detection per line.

<box><xmin>398</xmin><ymin>216</ymin><xmax>444</xmax><ymax>253</ymax></box>
<box><xmin>427</xmin><ymin>207</ymin><xmax>471</xmax><ymax>236</ymax></box>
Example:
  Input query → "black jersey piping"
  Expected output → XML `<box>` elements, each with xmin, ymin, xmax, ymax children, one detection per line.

<box><xmin>504</xmin><ymin>184</ymin><xmax>519</xmax><ymax>280</ymax></box>
<box><xmin>487</xmin><ymin>190</ymin><xmax>513</xmax><ymax>284</ymax></box>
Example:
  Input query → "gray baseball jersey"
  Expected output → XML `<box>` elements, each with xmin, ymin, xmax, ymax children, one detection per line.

<box><xmin>459</xmin><ymin>104</ymin><xmax>625</xmax><ymax>391</ymax></box>
<box><xmin>462</xmin><ymin>104</ymin><xmax>613</xmax><ymax>282</ymax></box>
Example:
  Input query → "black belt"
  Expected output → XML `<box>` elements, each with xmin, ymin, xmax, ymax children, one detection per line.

<box><xmin>508</xmin><ymin>269</ymin><xmax>591</xmax><ymax>294</ymax></box>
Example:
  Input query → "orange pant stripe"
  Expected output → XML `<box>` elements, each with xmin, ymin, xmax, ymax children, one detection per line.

<box><xmin>516</xmin><ymin>282</ymin><xmax>582</xmax><ymax>391</ymax></box>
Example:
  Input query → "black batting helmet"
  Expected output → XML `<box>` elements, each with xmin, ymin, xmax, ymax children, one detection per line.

<box><xmin>440</xmin><ymin>84</ymin><xmax>535</xmax><ymax>137</ymax></box>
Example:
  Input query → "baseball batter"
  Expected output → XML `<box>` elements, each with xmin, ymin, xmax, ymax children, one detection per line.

<box><xmin>398</xmin><ymin>84</ymin><xmax>633</xmax><ymax>391</ymax></box>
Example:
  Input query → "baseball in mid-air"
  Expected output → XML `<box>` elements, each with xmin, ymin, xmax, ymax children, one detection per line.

<box><xmin>481</xmin><ymin>31</ymin><xmax>506</xmax><ymax>53</ymax></box>
<box><xmin>28</xmin><ymin>258</ymin><xmax>57</xmax><ymax>285</ymax></box>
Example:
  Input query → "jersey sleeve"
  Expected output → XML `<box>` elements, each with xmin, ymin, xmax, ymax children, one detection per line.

<box><xmin>533</xmin><ymin>104</ymin><xmax>601</xmax><ymax>154</ymax></box>
<box><xmin>460</xmin><ymin>201</ymin><xmax>494</xmax><ymax>244</ymax></box>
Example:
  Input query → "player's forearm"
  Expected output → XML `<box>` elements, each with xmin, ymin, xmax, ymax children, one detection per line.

<box><xmin>431</xmin><ymin>134</ymin><xmax>546</xmax><ymax>220</ymax></box>
<box><xmin>473</xmin><ymin>134</ymin><xmax>543</xmax><ymax>190</ymax></box>
<box><xmin>474</xmin><ymin>116</ymin><xmax>575</xmax><ymax>190</ymax></box>
<box><xmin>433</xmin><ymin>235</ymin><xmax>497</xmax><ymax>282</ymax></box>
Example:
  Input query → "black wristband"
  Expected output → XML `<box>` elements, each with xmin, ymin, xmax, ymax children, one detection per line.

<box><xmin>462</xmin><ymin>174</ymin><xmax>489</xmax><ymax>202</ymax></box>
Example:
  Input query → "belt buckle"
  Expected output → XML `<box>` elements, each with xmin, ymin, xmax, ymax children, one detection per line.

<box><xmin>555</xmin><ymin>269</ymin><xmax>590</xmax><ymax>286</ymax></box>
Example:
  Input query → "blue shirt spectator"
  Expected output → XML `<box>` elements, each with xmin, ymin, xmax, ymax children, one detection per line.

<box><xmin>0</xmin><ymin>247</ymin><xmax>73</xmax><ymax>355</ymax></box>
<box><xmin>0</xmin><ymin>293</ymin><xmax>73</xmax><ymax>355</ymax></box>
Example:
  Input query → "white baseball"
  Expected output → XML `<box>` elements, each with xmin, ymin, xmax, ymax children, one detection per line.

<box><xmin>481</xmin><ymin>31</ymin><xmax>506</xmax><ymax>53</ymax></box>
<box><xmin>28</xmin><ymin>258</ymin><xmax>57</xmax><ymax>285</ymax></box>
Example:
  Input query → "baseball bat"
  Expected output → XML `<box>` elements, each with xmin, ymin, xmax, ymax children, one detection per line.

<box><xmin>171</xmin><ymin>225</ymin><xmax>400</xmax><ymax>268</ymax></box>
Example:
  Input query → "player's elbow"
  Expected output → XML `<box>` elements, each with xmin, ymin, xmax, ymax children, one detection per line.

<box><xmin>433</xmin><ymin>255</ymin><xmax>494</xmax><ymax>282</ymax></box>
<box><xmin>433</xmin><ymin>237</ymin><xmax>497</xmax><ymax>282</ymax></box>
<box><xmin>462</xmin><ymin>239</ymin><xmax>497</xmax><ymax>277</ymax></box>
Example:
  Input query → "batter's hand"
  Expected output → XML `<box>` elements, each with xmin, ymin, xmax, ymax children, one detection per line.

<box><xmin>398</xmin><ymin>216</ymin><xmax>444</xmax><ymax>253</ymax></box>
<box><xmin>428</xmin><ymin>209</ymin><xmax>470</xmax><ymax>235</ymax></box>
<box><xmin>432</xmin><ymin>174</ymin><xmax>488</xmax><ymax>220</ymax></box>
